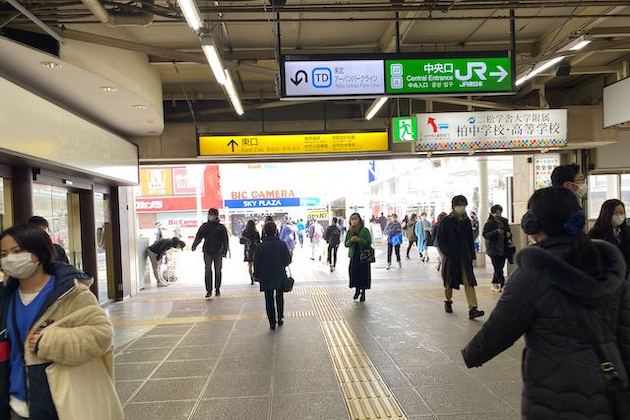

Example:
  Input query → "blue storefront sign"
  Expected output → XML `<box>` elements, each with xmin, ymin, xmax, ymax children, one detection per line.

<box><xmin>224</xmin><ymin>198</ymin><xmax>301</xmax><ymax>209</ymax></box>
<box><xmin>299</xmin><ymin>197</ymin><xmax>321</xmax><ymax>207</ymax></box>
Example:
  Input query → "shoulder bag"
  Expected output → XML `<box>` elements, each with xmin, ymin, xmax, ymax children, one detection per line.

<box><xmin>360</xmin><ymin>246</ymin><xmax>376</xmax><ymax>264</ymax></box>
<box><xmin>572</xmin><ymin>302</ymin><xmax>630</xmax><ymax>419</ymax></box>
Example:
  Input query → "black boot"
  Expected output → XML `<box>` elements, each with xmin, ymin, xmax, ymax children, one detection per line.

<box><xmin>360</xmin><ymin>290</ymin><xmax>366</xmax><ymax>302</ymax></box>
<box><xmin>469</xmin><ymin>307</ymin><xmax>485</xmax><ymax>320</ymax></box>
<box><xmin>444</xmin><ymin>300</ymin><xmax>453</xmax><ymax>313</ymax></box>
<box><xmin>353</xmin><ymin>289</ymin><xmax>361</xmax><ymax>300</ymax></box>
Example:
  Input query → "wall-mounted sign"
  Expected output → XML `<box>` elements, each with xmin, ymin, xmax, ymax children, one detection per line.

<box><xmin>283</xmin><ymin>59</ymin><xmax>384</xmax><ymax>98</ymax></box>
<box><xmin>172</xmin><ymin>167</ymin><xmax>200</xmax><ymax>196</ymax></box>
<box><xmin>386</xmin><ymin>55</ymin><xmax>513</xmax><ymax>95</ymax></box>
<box><xmin>392</xmin><ymin>117</ymin><xmax>418</xmax><ymax>143</ymax></box>
<box><xmin>308</xmin><ymin>208</ymin><xmax>329</xmax><ymax>220</ymax></box>
<box><xmin>224</xmin><ymin>198</ymin><xmax>301</xmax><ymax>209</ymax></box>
<box><xmin>534</xmin><ymin>153</ymin><xmax>561</xmax><ymax>189</ymax></box>
<box><xmin>198</xmin><ymin>132</ymin><xmax>389</xmax><ymax>156</ymax></box>
<box><xmin>416</xmin><ymin>109</ymin><xmax>567</xmax><ymax>152</ymax></box>
<box><xmin>140</xmin><ymin>168</ymin><xmax>173</xmax><ymax>196</ymax></box>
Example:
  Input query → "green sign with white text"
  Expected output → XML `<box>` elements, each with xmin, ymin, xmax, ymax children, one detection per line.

<box><xmin>392</xmin><ymin>117</ymin><xmax>418</xmax><ymax>143</ymax></box>
<box><xmin>386</xmin><ymin>56</ymin><xmax>513</xmax><ymax>95</ymax></box>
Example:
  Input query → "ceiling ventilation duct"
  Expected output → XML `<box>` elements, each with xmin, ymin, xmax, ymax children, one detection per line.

<box><xmin>81</xmin><ymin>0</ymin><xmax>155</xmax><ymax>27</ymax></box>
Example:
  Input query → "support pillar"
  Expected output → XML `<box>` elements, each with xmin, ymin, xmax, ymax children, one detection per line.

<box><xmin>11</xmin><ymin>166</ymin><xmax>33</xmax><ymax>224</ymax></box>
<box><xmin>476</xmin><ymin>157</ymin><xmax>489</xmax><ymax>267</ymax></box>
<box><xmin>79</xmin><ymin>190</ymin><xmax>98</xmax><ymax>296</ymax></box>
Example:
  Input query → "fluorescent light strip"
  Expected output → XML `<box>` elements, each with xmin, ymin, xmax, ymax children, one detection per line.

<box><xmin>178</xmin><ymin>0</ymin><xmax>204</xmax><ymax>31</ymax></box>
<box><xmin>365</xmin><ymin>97</ymin><xmax>388</xmax><ymax>120</ymax></box>
<box><xmin>224</xmin><ymin>70</ymin><xmax>244</xmax><ymax>115</ymax></box>
<box><xmin>569</xmin><ymin>40</ymin><xmax>591</xmax><ymax>51</ymax></box>
<box><xmin>201</xmin><ymin>44</ymin><xmax>227</xmax><ymax>85</ymax></box>
<box><xmin>515</xmin><ymin>56</ymin><xmax>565</xmax><ymax>86</ymax></box>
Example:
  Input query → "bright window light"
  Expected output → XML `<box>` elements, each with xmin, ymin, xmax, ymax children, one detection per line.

<box><xmin>178</xmin><ymin>0</ymin><xmax>204</xmax><ymax>31</ymax></box>
<box><xmin>224</xmin><ymin>70</ymin><xmax>244</xmax><ymax>116</ymax></box>
<box><xmin>201</xmin><ymin>43</ymin><xmax>227</xmax><ymax>85</ymax></box>
<box><xmin>365</xmin><ymin>97</ymin><xmax>388</xmax><ymax>120</ymax></box>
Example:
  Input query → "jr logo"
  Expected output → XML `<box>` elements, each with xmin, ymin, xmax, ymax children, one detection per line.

<box><xmin>455</xmin><ymin>62</ymin><xmax>487</xmax><ymax>81</ymax></box>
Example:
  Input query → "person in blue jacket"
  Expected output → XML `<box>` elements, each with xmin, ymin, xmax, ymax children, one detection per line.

<box><xmin>415</xmin><ymin>212</ymin><xmax>432</xmax><ymax>262</ymax></box>
<box><xmin>384</xmin><ymin>214</ymin><xmax>403</xmax><ymax>270</ymax></box>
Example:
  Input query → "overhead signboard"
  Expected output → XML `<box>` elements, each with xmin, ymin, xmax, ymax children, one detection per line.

<box><xmin>386</xmin><ymin>55</ymin><xmax>513</xmax><ymax>95</ymax></box>
<box><xmin>280</xmin><ymin>52</ymin><xmax>514</xmax><ymax>99</ymax></box>
<box><xmin>283</xmin><ymin>59</ymin><xmax>385</xmax><ymax>98</ymax></box>
<box><xmin>224</xmin><ymin>198</ymin><xmax>301</xmax><ymax>209</ymax></box>
<box><xmin>392</xmin><ymin>117</ymin><xmax>418</xmax><ymax>143</ymax></box>
<box><xmin>416</xmin><ymin>109</ymin><xmax>567</xmax><ymax>152</ymax></box>
<box><xmin>198</xmin><ymin>132</ymin><xmax>389</xmax><ymax>156</ymax></box>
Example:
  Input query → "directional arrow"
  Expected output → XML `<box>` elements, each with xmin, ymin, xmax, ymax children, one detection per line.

<box><xmin>227</xmin><ymin>139</ymin><xmax>238</xmax><ymax>152</ymax></box>
<box><xmin>489</xmin><ymin>65</ymin><xmax>509</xmax><ymax>83</ymax></box>
<box><xmin>427</xmin><ymin>117</ymin><xmax>438</xmax><ymax>133</ymax></box>
<box><xmin>290</xmin><ymin>70</ymin><xmax>308</xmax><ymax>86</ymax></box>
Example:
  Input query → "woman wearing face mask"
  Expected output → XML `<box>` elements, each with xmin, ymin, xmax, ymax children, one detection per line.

<box><xmin>345</xmin><ymin>213</ymin><xmax>372</xmax><ymax>302</ymax></box>
<box><xmin>462</xmin><ymin>187</ymin><xmax>630</xmax><ymax>420</ymax></box>
<box><xmin>589</xmin><ymin>199</ymin><xmax>630</xmax><ymax>269</ymax></box>
<box><xmin>482</xmin><ymin>205</ymin><xmax>512</xmax><ymax>292</ymax></box>
<box><xmin>0</xmin><ymin>224</ymin><xmax>121</xmax><ymax>420</ymax></box>
<box><xmin>436</xmin><ymin>196</ymin><xmax>485</xmax><ymax>320</ymax></box>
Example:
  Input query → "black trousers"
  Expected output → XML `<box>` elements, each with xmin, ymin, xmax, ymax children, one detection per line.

<box><xmin>204</xmin><ymin>253</ymin><xmax>223</xmax><ymax>293</ymax></box>
<box><xmin>387</xmin><ymin>243</ymin><xmax>401</xmax><ymax>263</ymax></box>
<box><xmin>327</xmin><ymin>245</ymin><xmax>339</xmax><ymax>267</ymax></box>
<box><xmin>406</xmin><ymin>239</ymin><xmax>417</xmax><ymax>257</ymax></box>
<box><xmin>264</xmin><ymin>289</ymin><xmax>284</xmax><ymax>324</ymax></box>
<box><xmin>491</xmin><ymin>255</ymin><xmax>507</xmax><ymax>287</ymax></box>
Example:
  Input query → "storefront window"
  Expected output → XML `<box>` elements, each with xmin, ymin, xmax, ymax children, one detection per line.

<box><xmin>588</xmin><ymin>175</ymin><xmax>620</xmax><ymax>219</ymax></box>
<box><xmin>621</xmin><ymin>175</ymin><xmax>630</xmax><ymax>210</ymax></box>
<box><xmin>32</xmin><ymin>184</ymin><xmax>70</xmax><ymax>259</ymax></box>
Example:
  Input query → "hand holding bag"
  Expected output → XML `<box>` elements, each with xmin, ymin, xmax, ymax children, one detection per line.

<box><xmin>360</xmin><ymin>246</ymin><xmax>376</xmax><ymax>264</ymax></box>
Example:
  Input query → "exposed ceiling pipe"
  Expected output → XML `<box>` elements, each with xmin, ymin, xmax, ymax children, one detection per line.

<box><xmin>5</xmin><ymin>0</ymin><xmax>65</xmax><ymax>43</ymax></box>
<box><xmin>80</xmin><ymin>0</ymin><xmax>155</xmax><ymax>26</ymax></box>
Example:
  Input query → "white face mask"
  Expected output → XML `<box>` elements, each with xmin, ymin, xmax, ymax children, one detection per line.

<box><xmin>573</xmin><ymin>182</ymin><xmax>587</xmax><ymax>200</ymax></box>
<box><xmin>454</xmin><ymin>206</ymin><xmax>466</xmax><ymax>215</ymax></box>
<box><xmin>612</xmin><ymin>214</ymin><xmax>626</xmax><ymax>228</ymax></box>
<box><xmin>1</xmin><ymin>252</ymin><xmax>39</xmax><ymax>279</ymax></box>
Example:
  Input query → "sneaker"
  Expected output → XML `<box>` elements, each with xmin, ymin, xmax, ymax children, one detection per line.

<box><xmin>278</xmin><ymin>320</ymin><xmax>284</xmax><ymax>326</ymax></box>
<box><xmin>491</xmin><ymin>284</ymin><xmax>502</xmax><ymax>292</ymax></box>
<box><xmin>386</xmin><ymin>264</ymin><xmax>391</xmax><ymax>270</ymax></box>
<box><xmin>469</xmin><ymin>307</ymin><xmax>485</xmax><ymax>320</ymax></box>
<box><xmin>205</xmin><ymin>292</ymin><xmax>212</xmax><ymax>299</ymax></box>
<box><xmin>330</xmin><ymin>265</ymin><xmax>334</xmax><ymax>273</ymax></box>
<box><xmin>215</xmin><ymin>290</ymin><xmax>221</xmax><ymax>297</ymax></box>
<box><xmin>444</xmin><ymin>300</ymin><xmax>453</xmax><ymax>313</ymax></box>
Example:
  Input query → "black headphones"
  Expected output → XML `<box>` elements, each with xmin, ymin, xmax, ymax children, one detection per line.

<box><xmin>520</xmin><ymin>210</ymin><xmax>540</xmax><ymax>235</ymax></box>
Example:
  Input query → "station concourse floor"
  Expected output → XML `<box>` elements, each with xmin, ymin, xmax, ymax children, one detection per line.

<box><xmin>106</xmin><ymin>242</ymin><xmax>523</xmax><ymax>420</ymax></box>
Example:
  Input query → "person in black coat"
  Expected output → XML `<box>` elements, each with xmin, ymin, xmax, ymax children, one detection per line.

<box><xmin>462</xmin><ymin>187</ymin><xmax>630</xmax><ymax>420</ymax></box>
<box><xmin>27</xmin><ymin>216</ymin><xmax>70</xmax><ymax>264</ymax></box>
<box><xmin>192</xmin><ymin>208</ymin><xmax>229</xmax><ymax>299</ymax></box>
<box><xmin>482</xmin><ymin>204</ymin><xmax>513</xmax><ymax>292</ymax></box>
<box><xmin>436</xmin><ymin>195</ymin><xmax>484</xmax><ymax>319</ymax></box>
<box><xmin>240</xmin><ymin>220</ymin><xmax>261</xmax><ymax>285</ymax></box>
<box><xmin>589</xmin><ymin>199</ymin><xmax>630</xmax><ymax>270</ymax></box>
<box><xmin>147</xmin><ymin>237</ymin><xmax>186</xmax><ymax>287</ymax></box>
<box><xmin>254</xmin><ymin>222</ymin><xmax>291</xmax><ymax>330</ymax></box>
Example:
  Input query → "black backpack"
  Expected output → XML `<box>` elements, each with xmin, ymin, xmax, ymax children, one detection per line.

<box><xmin>328</xmin><ymin>226</ymin><xmax>341</xmax><ymax>246</ymax></box>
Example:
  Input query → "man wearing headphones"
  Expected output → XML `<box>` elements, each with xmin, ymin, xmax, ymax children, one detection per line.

<box><xmin>436</xmin><ymin>195</ymin><xmax>485</xmax><ymax>320</ymax></box>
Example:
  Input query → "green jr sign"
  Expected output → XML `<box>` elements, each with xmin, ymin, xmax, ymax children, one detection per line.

<box><xmin>386</xmin><ymin>56</ymin><xmax>513</xmax><ymax>95</ymax></box>
<box><xmin>392</xmin><ymin>117</ymin><xmax>417</xmax><ymax>143</ymax></box>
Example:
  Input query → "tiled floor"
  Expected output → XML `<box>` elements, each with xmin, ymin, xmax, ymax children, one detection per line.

<box><xmin>108</xmin><ymin>244</ymin><xmax>523</xmax><ymax>419</ymax></box>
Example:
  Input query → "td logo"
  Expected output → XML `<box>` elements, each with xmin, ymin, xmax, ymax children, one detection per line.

<box><xmin>312</xmin><ymin>68</ymin><xmax>332</xmax><ymax>88</ymax></box>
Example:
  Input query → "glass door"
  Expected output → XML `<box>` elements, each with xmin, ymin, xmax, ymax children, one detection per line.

<box><xmin>94</xmin><ymin>192</ymin><xmax>112</xmax><ymax>303</ymax></box>
<box><xmin>32</xmin><ymin>184</ymin><xmax>73</xmax><ymax>262</ymax></box>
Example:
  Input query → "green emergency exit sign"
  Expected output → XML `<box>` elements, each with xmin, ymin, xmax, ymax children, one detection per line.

<box><xmin>392</xmin><ymin>117</ymin><xmax>418</xmax><ymax>143</ymax></box>
<box><xmin>386</xmin><ymin>56</ymin><xmax>513</xmax><ymax>95</ymax></box>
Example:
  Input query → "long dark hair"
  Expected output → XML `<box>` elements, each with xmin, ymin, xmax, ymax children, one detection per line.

<box><xmin>589</xmin><ymin>199</ymin><xmax>626</xmax><ymax>240</ymax></box>
<box><xmin>244</xmin><ymin>220</ymin><xmax>257</xmax><ymax>233</ymax></box>
<box><xmin>349</xmin><ymin>213</ymin><xmax>364</xmax><ymax>231</ymax></box>
<box><xmin>0</xmin><ymin>224</ymin><xmax>55</xmax><ymax>274</ymax></box>
<box><xmin>528</xmin><ymin>188</ymin><xmax>601</xmax><ymax>276</ymax></box>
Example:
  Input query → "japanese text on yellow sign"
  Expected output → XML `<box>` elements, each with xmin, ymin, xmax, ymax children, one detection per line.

<box><xmin>198</xmin><ymin>132</ymin><xmax>389</xmax><ymax>156</ymax></box>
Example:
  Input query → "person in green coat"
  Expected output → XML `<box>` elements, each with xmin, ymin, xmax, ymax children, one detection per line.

<box><xmin>345</xmin><ymin>213</ymin><xmax>372</xmax><ymax>302</ymax></box>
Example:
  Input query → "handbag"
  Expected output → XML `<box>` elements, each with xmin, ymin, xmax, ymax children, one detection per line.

<box><xmin>283</xmin><ymin>276</ymin><xmax>295</xmax><ymax>292</ymax></box>
<box><xmin>46</xmin><ymin>352</ymin><xmax>124</xmax><ymax>420</ymax></box>
<box><xmin>360</xmin><ymin>246</ymin><xmax>376</xmax><ymax>264</ymax></box>
<box><xmin>571</xmin><ymin>301</ymin><xmax>630</xmax><ymax>418</ymax></box>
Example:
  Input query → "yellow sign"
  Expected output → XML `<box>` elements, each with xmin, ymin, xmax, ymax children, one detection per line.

<box><xmin>198</xmin><ymin>132</ymin><xmax>389</xmax><ymax>156</ymax></box>
<box><xmin>140</xmin><ymin>168</ymin><xmax>173</xmax><ymax>196</ymax></box>
<box><xmin>308</xmin><ymin>208</ymin><xmax>329</xmax><ymax>220</ymax></box>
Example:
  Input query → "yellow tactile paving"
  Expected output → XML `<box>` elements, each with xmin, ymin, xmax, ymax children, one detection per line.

<box><xmin>110</xmin><ymin>309</ymin><xmax>315</xmax><ymax>326</ymax></box>
<box><xmin>312</xmin><ymin>294</ymin><xmax>407</xmax><ymax>420</ymax></box>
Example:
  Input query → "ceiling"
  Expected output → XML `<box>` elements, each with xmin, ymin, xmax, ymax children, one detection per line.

<box><xmin>2</xmin><ymin>0</ymin><xmax>630</xmax><ymax>128</ymax></box>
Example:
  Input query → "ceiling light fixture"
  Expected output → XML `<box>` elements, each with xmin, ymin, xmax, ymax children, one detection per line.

<box><xmin>41</xmin><ymin>61</ymin><xmax>61</xmax><ymax>69</ymax></box>
<box><xmin>177</xmin><ymin>0</ymin><xmax>204</xmax><ymax>31</ymax></box>
<box><xmin>224</xmin><ymin>70</ymin><xmax>244</xmax><ymax>116</ymax></box>
<box><xmin>365</xmin><ymin>97</ymin><xmax>388</xmax><ymax>120</ymax></box>
<box><xmin>133</xmin><ymin>104</ymin><xmax>147</xmax><ymax>110</ymax></box>
<box><xmin>100</xmin><ymin>86</ymin><xmax>117</xmax><ymax>93</ymax></box>
<box><xmin>201</xmin><ymin>42</ymin><xmax>227</xmax><ymax>85</ymax></box>
<box><xmin>566</xmin><ymin>35</ymin><xmax>592</xmax><ymax>51</ymax></box>
<box><xmin>515</xmin><ymin>57</ymin><xmax>565</xmax><ymax>86</ymax></box>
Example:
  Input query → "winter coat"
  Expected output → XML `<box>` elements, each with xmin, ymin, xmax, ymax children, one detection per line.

<box><xmin>0</xmin><ymin>263</ymin><xmax>117</xmax><ymax>420</ymax></box>
<box><xmin>192</xmin><ymin>221</ymin><xmax>229</xmax><ymax>256</ymax></box>
<box><xmin>254</xmin><ymin>236</ymin><xmax>291</xmax><ymax>292</ymax></box>
<box><xmin>241</xmin><ymin>229</ymin><xmax>261</xmax><ymax>262</ymax></box>
<box><xmin>415</xmin><ymin>219</ymin><xmax>432</xmax><ymax>252</ymax></box>
<box><xmin>324</xmin><ymin>224</ymin><xmax>342</xmax><ymax>247</ymax></box>
<box><xmin>384</xmin><ymin>221</ymin><xmax>403</xmax><ymax>245</ymax></box>
<box><xmin>462</xmin><ymin>238</ymin><xmax>630</xmax><ymax>420</ymax></box>
<box><xmin>482</xmin><ymin>216</ymin><xmax>512</xmax><ymax>258</ymax></box>
<box><xmin>279</xmin><ymin>224</ymin><xmax>297</xmax><ymax>251</ymax></box>
<box><xmin>590</xmin><ymin>224</ymin><xmax>630</xmax><ymax>270</ymax></box>
<box><xmin>405</xmin><ymin>219</ymin><xmax>418</xmax><ymax>241</ymax></box>
<box><xmin>436</xmin><ymin>213</ymin><xmax>477</xmax><ymax>289</ymax></box>
<box><xmin>344</xmin><ymin>227</ymin><xmax>372</xmax><ymax>258</ymax></box>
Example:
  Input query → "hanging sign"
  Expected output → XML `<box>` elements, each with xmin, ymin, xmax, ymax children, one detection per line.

<box><xmin>416</xmin><ymin>109</ymin><xmax>568</xmax><ymax>152</ymax></box>
<box><xmin>198</xmin><ymin>132</ymin><xmax>389</xmax><ymax>156</ymax></box>
<box><xmin>392</xmin><ymin>117</ymin><xmax>418</xmax><ymax>143</ymax></box>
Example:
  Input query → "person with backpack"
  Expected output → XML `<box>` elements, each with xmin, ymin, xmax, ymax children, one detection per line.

<box><xmin>462</xmin><ymin>187</ymin><xmax>630</xmax><ymax>419</ymax></box>
<box><xmin>192</xmin><ymin>208</ymin><xmax>229</xmax><ymax>299</ymax></box>
<box><xmin>324</xmin><ymin>218</ymin><xmax>342</xmax><ymax>272</ymax></box>
<box><xmin>309</xmin><ymin>220</ymin><xmax>325</xmax><ymax>261</ymax></box>
<box><xmin>405</xmin><ymin>213</ymin><xmax>418</xmax><ymax>259</ymax></box>
<box><xmin>384</xmin><ymin>214</ymin><xmax>403</xmax><ymax>270</ymax></box>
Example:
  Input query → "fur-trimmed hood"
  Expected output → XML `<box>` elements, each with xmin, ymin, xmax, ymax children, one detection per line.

<box><xmin>516</xmin><ymin>238</ymin><xmax>627</xmax><ymax>308</ymax></box>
